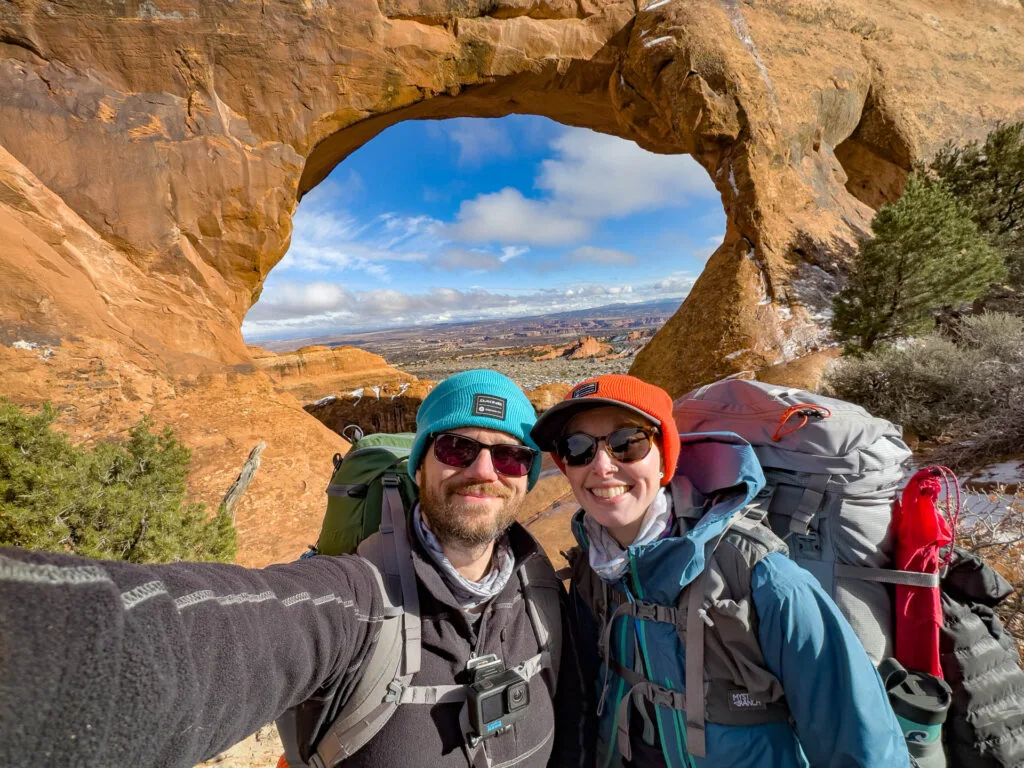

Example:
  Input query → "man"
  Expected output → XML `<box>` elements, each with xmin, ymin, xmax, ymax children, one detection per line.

<box><xmin>0</xmin><ymin>370</ymin><xmax>587</xmax><ymax>768</ymax></box>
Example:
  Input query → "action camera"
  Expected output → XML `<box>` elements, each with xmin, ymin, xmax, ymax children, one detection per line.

<box><xmin>466</xmin><ymin>654</ymin><xmax>531</xmax><ymax>745</ymax></box>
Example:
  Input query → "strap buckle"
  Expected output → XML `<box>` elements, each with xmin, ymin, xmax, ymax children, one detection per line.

<box><xmin>792</xmin><ymin>532</ymin><xmax>821</xmax><ymax>558</ymax></box>
<box><xmin>633</xmin><ymin>601</ymin><xmax>659</xmax><ymax>621</ymax></box>
<box><xmin>382</xmin><ymin>474</ymin><xmax>401</xmax><ymax>488</ymax></box>
<box><xmin>650</xmin><ymin>686</ymin><xmax>686</xmax><ymax>710</ymax></box>
<box><xmin>384</xmin><ymin>680</ymin><xmax>406</xmax><ymax>703</ymax></box>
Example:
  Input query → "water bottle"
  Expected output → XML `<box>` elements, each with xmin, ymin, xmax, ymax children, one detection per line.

<box><xmin>885</xmin><ymin>665</ymin><xmax>952</xmax><ymax>768</ymax></box>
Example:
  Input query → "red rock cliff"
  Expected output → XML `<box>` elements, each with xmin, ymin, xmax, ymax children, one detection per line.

<box><xmin>1</xmin><ymin>0</ymin><xmax>1023</xmax><ymax>564</ymax></box>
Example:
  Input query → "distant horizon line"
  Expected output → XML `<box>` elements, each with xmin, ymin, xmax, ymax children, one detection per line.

<box><xmin>244</xmin><ymin>295</ymin><xmax>686</xmax><ymax>346</ymax></box>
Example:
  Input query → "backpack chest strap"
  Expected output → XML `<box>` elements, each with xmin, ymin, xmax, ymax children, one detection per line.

<box><xmin>392</xmin><ymin>652</ymin><xmax>549</xmax><ymax>705</ymax></box>
<box><xmin>598</xmin><ymin>600</ymin><xmax>679</xmax><ymax>663</ymax></box>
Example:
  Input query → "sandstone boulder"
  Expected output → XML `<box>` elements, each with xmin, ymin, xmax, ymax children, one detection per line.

<box><xmin>527</xmin><ymin>382</ymin><xmax>574</xmax><ymax>411</ymax></box>
<box><xmin>567</xmin><ymin>335</ymin><xmax>613</xmax><ymax>360</ymax></box>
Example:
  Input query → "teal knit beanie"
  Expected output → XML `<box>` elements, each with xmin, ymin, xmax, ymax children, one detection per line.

<box><xmin>409</xmin><ymin>369</ymin><xmax>541</xmax><ymax>490</ymax></box>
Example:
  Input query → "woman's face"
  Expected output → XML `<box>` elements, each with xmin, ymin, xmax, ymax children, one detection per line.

<box><xmin>562</xmin><ymin>406</ymin><xmax>663</xmax><ymax>547</ymax></box>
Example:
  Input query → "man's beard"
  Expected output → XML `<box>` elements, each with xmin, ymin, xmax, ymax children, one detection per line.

<box><xmin>419</xmin><ymin>479</ymin><xmax>522</xmax><ymax>548</ymax></box>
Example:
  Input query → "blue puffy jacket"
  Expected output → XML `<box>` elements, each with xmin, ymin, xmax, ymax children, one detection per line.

<box><xmin>567</xmin><ymin>433</ymin><xmax>910</xmax><ymax>767</ymax></box>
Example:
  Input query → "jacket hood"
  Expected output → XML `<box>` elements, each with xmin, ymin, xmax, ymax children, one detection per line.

<box><xmin>572</xmin><ymin>431</ymin><xmax>765</xmax><ymax>603</ymax></box>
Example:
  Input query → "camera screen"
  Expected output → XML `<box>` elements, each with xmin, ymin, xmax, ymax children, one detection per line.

<box><xmin>481</xmin><ymin>692</ymin><xmax>505</xmax><ymax>725</ymax></box>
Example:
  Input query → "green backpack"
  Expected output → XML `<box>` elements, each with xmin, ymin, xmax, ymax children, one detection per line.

<box><xmin>314</xmin><ymin>431</ymin><xmax>419</xmax><ymax>556</ymax></box>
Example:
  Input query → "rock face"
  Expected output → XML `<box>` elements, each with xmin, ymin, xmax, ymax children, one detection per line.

<box><xmin>0</xmin><ymin>146</ymin><xmax>348</xmax><ymax>567</ymax></box>
<box><xmin>2</xmin><ymin>0</ymin><xmax>1023</xmax><ymax>564</ymax></box>
<box><xmin>251</xmin><ymin>345</ymin><xmax>416</xmax><ymax>404</ymax></box>
<box><xmin>305</xmin><ymin>380</ymin><xmax>435</xmax><ymax>437</ymax></box>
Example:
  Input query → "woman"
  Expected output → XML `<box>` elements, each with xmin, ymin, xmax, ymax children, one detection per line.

<box><xmin>530</xmin><ymin>374</ymin><xmax>908</xmax><ymax>768</ymax></box>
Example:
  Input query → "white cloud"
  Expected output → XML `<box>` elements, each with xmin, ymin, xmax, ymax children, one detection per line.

<box><xmin>447</xmin><ymin>188</ymin><xmax>590</xmax><ymax>245</ymax></box>
<box><xmin>500</xmin><ymin>245</ymin><xmax>529</xmax><ymax>263</ymax></box>
<box><xmin>448</xmin><ymin>127</ymin><xmax>716</xmax><ymax>247</ymax></box>
<box><xmin>567</xmin><ymin>245</ymin><xmax>638</xmax><ymax>266</ymax></box>
<box><xmin>427</xmin><ymin>116</ymin><xmax>559</xmax><ymax>167</ymax></box>
<box><xmin>246</xmin><ymin>281</ymin><xmax>355</xmax><ymax>322</ymax></box>
<box><xmin>242</xmin><ymin>275</ymin><xmax>697</xmax><ymax>339</ymax></box>
<box><xmin>444</xmin><ymin>120</ymin><xmax>513</xmax><ymax>166</ymax></box>
<box><xmin>652</xmin><ymin>274</ymin><xmax>698</xmax><ymax>293</ymax></box>
<box><xmin>537</xmin><ymin>130</ymin><xmax>714</xmax><ymax>217</ymax></box>
<box><xmin>434</xmin><ymin>249</ymin><xmax>505</xmax><ymax>272</ymax></box>
<box><xmin>279</xmin><ymin>184</ymin><xmax>444</xmax><ymax>280</ymax></box>
<box><xmin>563</xmin><ymin>284</ymin><xmax>634</xmax><ymax>298</ymax></box>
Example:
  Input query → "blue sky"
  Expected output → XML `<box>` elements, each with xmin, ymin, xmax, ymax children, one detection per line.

<box><xmin>242</xmin><ymin>116</ymin><xmax>725</xmax><ymax>340</ymax></box>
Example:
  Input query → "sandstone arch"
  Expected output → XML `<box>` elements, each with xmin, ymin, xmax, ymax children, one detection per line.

<box><xmin>1</xmin><ymin>0</ymin><xmax>1023</xmax><ymax>564</ymax></box>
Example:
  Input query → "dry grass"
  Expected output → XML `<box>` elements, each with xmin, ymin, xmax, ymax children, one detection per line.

<box><xmin>955</xmin><ymin>488</ymin><xmax>1024</xmax><ymax>656</ymax></box>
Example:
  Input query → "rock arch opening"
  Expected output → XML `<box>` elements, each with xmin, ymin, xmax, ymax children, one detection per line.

<box><xmin>242</xmin><ymin>112</ymin><xmax>728</xmax><ymax>435</ymax></box>
<box><xmin>244</xmin><ymin>113</ymin><xmax>725</xmax><ymax>351</ymax></box>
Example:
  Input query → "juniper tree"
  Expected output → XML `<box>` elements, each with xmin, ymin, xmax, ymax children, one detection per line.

<box><xmin>832</xmin><ymin>175</ymin><xmax>1006</xmax><ymax>353</ymax></box>
<box><xmin>929</xmin><ymin>121</ymin><xmax>1024</xmax><ymax>288</ymax></box>
<box><xmin>0</xmin><ymin>402</ymin><xmax>236</xmax><ymax>563</ymax></box>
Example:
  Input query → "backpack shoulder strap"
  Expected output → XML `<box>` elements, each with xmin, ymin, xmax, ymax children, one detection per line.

<box><xmin>308</xmin><ymin>472</ymin><xmax>424</xmax><ymax>768</ymax></box>
<box><xmin>309</xmin><ymin>559</ymin><xmax>406</xmax><ymax>767</ymax></box>
<box><xmin>519</xmin><ymin>554</ymin><xmax>564</xmax><ymax>693</ymax></box>
<box><xmin>374</xmin><ymin>472</ymin><xmax>422</xmax><ymax>675</ymax></box>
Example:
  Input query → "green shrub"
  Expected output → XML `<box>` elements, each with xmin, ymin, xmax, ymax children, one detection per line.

<box><xmin>0</xmin><ymin>402</ymin><xmax>236</xmax><ymax>563</ymax></box>
<box><xmin>832</xmin><ymin>175</ymin><xmax>1007</xmax><ymax>353</ymax></box>
<box><xmin>928</xmin><ymin>121</ymin><xmax>1024</xmax><ymax>289</ymax></box>
<box><xmin>823</xmin><ymin>312</ymin><xmax>1024</xmax><ymax>451</ymax></box>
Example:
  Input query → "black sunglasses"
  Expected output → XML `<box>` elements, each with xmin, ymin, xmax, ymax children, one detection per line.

<box><xmin>431</xmin><ymin>432</ymin><xmax>537</xmax><ymax>478</ymax></box>
<box><xmin>555</xmin><ymin>426</ymin><xmax>658</xmax><ymax>468</ymax></box>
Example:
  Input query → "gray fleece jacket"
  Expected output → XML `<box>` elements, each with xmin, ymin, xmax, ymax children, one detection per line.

<box><xmin>0</xmin><ymin>523</ymin><xmax>589</xmax><ymax>768</ymax></box>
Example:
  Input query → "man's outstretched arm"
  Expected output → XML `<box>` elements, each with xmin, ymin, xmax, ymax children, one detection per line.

<box><xmin>0</xmin><ymin>547</ymin><xmax>383</xmax><ymax>768</ymax></box>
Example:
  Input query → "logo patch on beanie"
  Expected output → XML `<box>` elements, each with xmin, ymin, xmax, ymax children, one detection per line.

<box><xmin>572</xmin><ymin>382</ymin><xmax>599</xmax><ymax>398</ymax></box>
<box><xmin>473</xmin><ymin>394</ymin><xmax>507</xmax><ymax>420</ymax></box>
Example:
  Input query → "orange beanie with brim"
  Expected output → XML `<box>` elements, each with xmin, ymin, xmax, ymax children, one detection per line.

<box><xmin>530</xmin><ymin>374</ymin><xmax>680</xmax><ymax>486</ymax></box>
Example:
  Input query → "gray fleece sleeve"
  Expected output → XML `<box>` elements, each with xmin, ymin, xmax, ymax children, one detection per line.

<box><xmin>0</xmin><ymin>546</ymin><xmax>383</xmax><ymax>768</ymax></box>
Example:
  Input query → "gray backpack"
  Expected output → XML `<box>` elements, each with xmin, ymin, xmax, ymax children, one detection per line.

<box><xmin>673</xmin><ymin>378</ymin><xmax>935</xmax><ymax>663</ymax></box>
<box><xmin>278</xmin><ymin>476</ymin><xmax>564</xmax><ymax>768</ymax></box>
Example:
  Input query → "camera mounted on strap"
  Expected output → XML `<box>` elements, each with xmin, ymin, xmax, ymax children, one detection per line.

<box><xmin>466</xmin><ymin>654</ymin><xmax>531</xmax><ymax>746</ymax></box>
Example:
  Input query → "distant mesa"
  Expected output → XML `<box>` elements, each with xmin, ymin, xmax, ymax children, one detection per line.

<box><xmin>567</xmin><ymin>336</ymin><xmax>613</xmax><ymax>360</ymax></box>
<box><xmin>534</xmin><ymin>336</ymin><xmax>614</xmax><ymax>361</ymax></box>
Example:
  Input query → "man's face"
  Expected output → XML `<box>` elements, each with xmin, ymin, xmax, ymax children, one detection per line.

<box><xmin>416</xmin><ymin>426</ymin><xmax>530</xmax><ymax>548</ymax></box>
